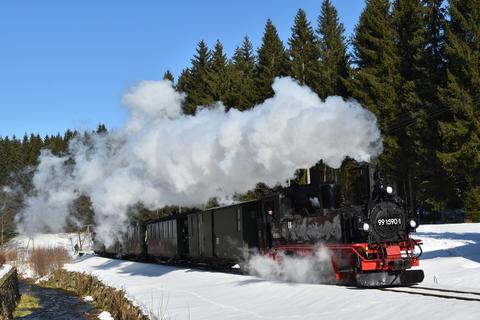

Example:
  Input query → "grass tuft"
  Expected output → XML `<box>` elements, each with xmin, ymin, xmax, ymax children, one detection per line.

<box><xmin>13</xmin><ymin>293</ymin><xmax>41</xmax><ymax>318</ymax></box>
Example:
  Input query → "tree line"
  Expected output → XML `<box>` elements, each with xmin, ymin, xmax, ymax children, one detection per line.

<box><xmin>0</xmin><ymin>0</ymin><xmax>479</xmax><ymax>228</ymax></box>
<box><xmin>168</xmin><ymin>0</ymin><xmax>480</xmax><ymax>219</ymax></box>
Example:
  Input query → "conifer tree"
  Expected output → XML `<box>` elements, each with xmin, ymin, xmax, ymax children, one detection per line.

<box><xmin>176</xmin><ymin>68</ymin><xmax>191</xmax><ymax>92</ymax></box>
<box><xmin>163</xmin><ymin>70</ymin><xmax>174</xmax><ymax>82</ymax></box>
<box><xmin>391</xmin><ymin>0</ymin><xmax>430</xmax><ymax>208</ymax></box>
<box><xmin>316</xmin><ymin>0</ymin><xmax>350</xmax><ymax>98</ymax></box>
<box><xmin>350</xmin><ymin>0</ymin><xmax>401</xmax><ymax>184</ymax></box>
<box><xmin>415</xmin><ymin>0</ymin><xmax>452</xmax><ymax>210</ymax></box>
<box><xmin>437</xmin><ymin>0</ymin><xmax>480</xmax><ymax>213</ymax></box>
<box><xmin>255</xmin><ymin>19</ymin><xmax>289</xmax><ymax>102</ymax></box>
<box><xmin>288</xmin><ymin>9</ymin><xmax>320</xmax><ymax>91</ymax></box>
<box><xmin>182</xmin><ymin>40</ymin><xmax>214</xmax><ymax>115</ymax></box>
<box><xmin>206</xmin><ymin>40</ymin><xmax>229</xmax><ymax>102</ymax></box>
<box><xmin>423</xmin><ymin>0</ymin><xmax>445</xmax><ymax>89</ymax></box>
<box><xmin>230</xmin><ymin>36</ymin><xmax>257</xmax><ymax>111</ymax></box>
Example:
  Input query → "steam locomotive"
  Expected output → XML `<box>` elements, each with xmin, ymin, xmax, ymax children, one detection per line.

<box><xmin>94</xmin><ymin>162</ymin><xmax>424</xmax><ymax>287</ymax></box>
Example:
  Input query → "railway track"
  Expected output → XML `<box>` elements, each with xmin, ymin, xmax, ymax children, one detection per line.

<box><xmin>380</xmin><ymin>286</ymin><xmax>480</xmax><ymax>302</ymax></box>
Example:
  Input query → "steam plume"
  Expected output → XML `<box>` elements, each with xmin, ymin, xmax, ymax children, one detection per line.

<box><xmin>17</xmin><ymin>77</ymin><xmax>382</xmax><ymax>245</ymax></box>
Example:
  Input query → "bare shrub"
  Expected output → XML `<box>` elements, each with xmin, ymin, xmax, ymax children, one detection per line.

<box><xmin>5</xmin><ymin>249</ymin><xmax>17</xmax><ymax>262</ymax></box>
<box><xmin>29</xmin><ymin>247</ymin><xmax>70</xmax><ymax>277</ymax></box>
<box><xmin>0</xmin><ymin>251</ymin><xmax>5</xmax><ymax>267</ymax></box>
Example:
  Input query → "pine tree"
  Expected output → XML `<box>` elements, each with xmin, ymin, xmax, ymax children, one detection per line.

<box><xmin>176</xmin><ymin>68</ymin><xmax>191</xmax><ymax>92</ymax></box>
<box><xmin>423</xmin><ymin>0</ymin><xmax>445</xmax><ymax>89</ymax></box>
<box><xmin>437</xmin><ymin>0</ymin><xmax>480</xmax><ymax>211</ymax></box>
<box><xmin>206</xmin><ymin>40</ymin><xmax>229</xmax><ymax>103</ymax></box>
<box><xmin>350</xmin><ymin>0</ymin><xmax>401</xmax><ymax>181</ymax></box>
<box><xmin>163</xmin><ymin>70</ymin><xmax>174</xmax><ymax>82</ymax></box>
<box><xmin>415</xmin><ymin>0</ymin><xmax>451</xmax><ymax>211</ymax></box>
<box><xmin>288</xmin><ymin>9</ymin><xmax>320</xmax><ymax>91</ymax></box>
<box><xmin>255</xmin><ymin>19</ymin><xmax>289</xmax><ymax>102</ymax></box>
<box><xmin>229</xmin><ymin>36</ymin><xmax>257</xmax><ymax>111</ymax></box>
<box><xmin>391</xmin><ymin>0</ymin><xmax>431</xmax><ymax>209</ymax></box>
<box><xmin>182</xmin><ymin>40</ymin><xmax>214</xmax><ymax>115</ymax></box>
<box><xmin>316</xmin><ymin>0</ymin><xmax>350</xmax><ymax>98</ymax></box>
<box><xmin>96</xmin><ymin>124</ymin><xmax>108</xmax><ymax>135</ymax></box>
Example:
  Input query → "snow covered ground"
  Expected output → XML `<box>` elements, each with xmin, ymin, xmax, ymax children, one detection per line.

<box><xmin>5</xmin><ymin>232</ymin><xmax>93</xmax><ymax>257</ymax></box>
<box><xmin>62</xmin><ymin>223</ymin><xmax>480</xmax><ymax>320</ymax></box>
<box><xmin>5</xmin><ymin>232</ymin><xmax>93</xmax><ymax>277</ymax></box>
<box><xmin>0</xmin><ymin>264</ymin><xmax>12</xmax><ymax>280</ymax></box>
<box><xmin>415</xmin><ymin>223</ymin><xmax>480</xmax><ymax>291</ymax></box>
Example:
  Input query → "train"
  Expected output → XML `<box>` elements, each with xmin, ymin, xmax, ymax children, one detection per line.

<box><xmin>94</xmin><ymin>162</ymin><xmax>424</xmax><ymax>287</ymax></box>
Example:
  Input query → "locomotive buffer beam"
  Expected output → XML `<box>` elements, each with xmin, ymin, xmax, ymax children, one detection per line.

<box><xmin>356</xmin><ymin>269</ymin><xmax>425</xmax><ymax>287</ymax></box>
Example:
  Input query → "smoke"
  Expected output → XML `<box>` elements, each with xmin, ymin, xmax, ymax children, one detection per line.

<box><xmin>247</xmin><ymin>246</ymin><xmax>335</xmax><ymax>284</ymax></box>
<box><xmin>16</xmin><ymin>77</ymin><xmax>382</xmax><ymax>245</ymax></box>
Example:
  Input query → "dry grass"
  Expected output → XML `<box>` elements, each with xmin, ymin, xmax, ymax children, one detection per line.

<box><xmin>0</xmin><ymin>250</ymin><xmax>5</xmax><ymax>267</ymax></box>
<box><xmin>5</xmin><ymin>249</ymin><xmax>17</xmax><ymax>262</ymax></box>
<box><xmin>29</xmin><ymin>247</ymin><xmax>70</xmax><ymax>277</ymax></box>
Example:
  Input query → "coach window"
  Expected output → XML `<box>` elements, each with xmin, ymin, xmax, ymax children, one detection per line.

<box><xmin>281</xmin><ymin>196</ymin><xmax>294</xmax><ymax>218</ymax></box>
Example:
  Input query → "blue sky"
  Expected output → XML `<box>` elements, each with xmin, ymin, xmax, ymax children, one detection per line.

<box><xmin>0</xmin><ymin>1</ymin><xmax>365</xmax><ymax>138</ymax></box>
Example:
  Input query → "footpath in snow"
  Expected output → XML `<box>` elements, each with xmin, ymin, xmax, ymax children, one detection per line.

<box><xmin>64</xmin><ymin>223</ymin><xmax>480</xmax><ymax>320</ymax></box>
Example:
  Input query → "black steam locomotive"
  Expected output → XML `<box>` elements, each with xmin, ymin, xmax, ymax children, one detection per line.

<box><xmin>94</xmin><ymin>163</ymin><xmax>424</xmax><ymax>287</ymax></box>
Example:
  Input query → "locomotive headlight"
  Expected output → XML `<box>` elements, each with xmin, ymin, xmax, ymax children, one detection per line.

<box><xmin>362</xmin><ymin>222</ymin><xmax>371</xmax><ymax>232</ymax></box>
<box><xmin>386</xmin><ymin>186</ymin><xmax>393</xmax><ymax>194</ymax></box>
<box><xmin>409</xmin><ymin>219</ymin><xmax>417</xmax><ymax>229</ymax></box>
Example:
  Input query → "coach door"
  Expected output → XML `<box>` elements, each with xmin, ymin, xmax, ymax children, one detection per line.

<box><xmin>242</xmin><ymin>202</ymin><xmax>260</xmax><ymax>250</ymax></box>
<box><xmin>188</xmin><ymin>214</ymin><xmax>200</xmax><ymax>257</ymax></box>
<box><xmin>177</xmin><ymin>216</ymin><xmax>189</xmax><ymax>257</ymax></box>
<box><xmin>260</xmin><ymin>196</ymin><xmax>278</xmax><ymax>249</ymax></box>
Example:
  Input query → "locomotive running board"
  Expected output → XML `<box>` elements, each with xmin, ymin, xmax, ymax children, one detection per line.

<box><xmin>356</xmin><ymin>270</ymin><xmax>425</xmax><ymax>287</ymax></box>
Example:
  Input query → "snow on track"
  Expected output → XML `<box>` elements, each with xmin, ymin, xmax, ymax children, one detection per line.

<box><xmin>65</xmin><ymin>222</ymin><xmax>480</xmax><ymax>320</ymax></box>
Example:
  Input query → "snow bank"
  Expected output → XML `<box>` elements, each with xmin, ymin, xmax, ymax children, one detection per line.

<box><xmin>64</xmin><ymin>223</ymin><xmax>480</xmax><ymax>320</ymax></box>
<box><xmin>0</xmin><ymin>264</ymin><xmax>12</xmax><ymax>280</ymax></box>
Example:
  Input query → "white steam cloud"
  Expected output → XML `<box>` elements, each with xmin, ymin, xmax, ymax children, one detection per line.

<box><xmin>248</xmin><ymin>246</ymin><xmax>335</xmax><ymax>284</ymax></box>
<box><xmin>17</xmin><ymin>77</ymin><xmax>382</xmax><ymax>245</ymax></box>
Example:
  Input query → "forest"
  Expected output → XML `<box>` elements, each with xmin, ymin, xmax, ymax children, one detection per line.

<box><xmin>0</xmin><ymin>0</ymin><xmax>479</xmax><ymax>241</ymax></box>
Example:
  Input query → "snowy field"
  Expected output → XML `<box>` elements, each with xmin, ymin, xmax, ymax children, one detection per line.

<box><xmin>62</xmin><ymin>223</ymin><xmax>480</xmax><ymax>320</ymax></box>
<box><xmin>5</xmin><ymin>232</ymin><xmax>93</xmax><ymax>257</ymax></box>
<box><xmin>5</xmin><ymin>232</ymin><xmax>93</xmax><ymax>278</ymax></box>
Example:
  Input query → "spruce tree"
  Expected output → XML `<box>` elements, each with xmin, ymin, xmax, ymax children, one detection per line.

<box><xmin>316</xmin><ymin>0</ymin><xmax>350</xmax><ymax>98</ymax></box>
<box><xmin>206</xmin><ymin>40</ymin><xmax>229</xmax><ymax>102</ymax></box>
<box><xmin>391</xmin><ymin>0</ymin><xmax>430</xmax><ymax>209</ymax></box>
<box><xmin>176</xmin><ymin>68</ymin><xmax>191</xmax><ymax>92</ymax></box>
<box><xmin>437</xmin><ymin>0</ymin><xmax>480</xmax><ymax>212</ymax></box>
<box><xmin>182</xmin><ymin>40</ymin><xmax>214</xmax><ymax>115</ymax></box>
<box><xmin>162</xmin><ymin>70</ymin><xmax>174</xmax><ymax>82</ymax></box>
<box><xmin>255</xmin><ymin>19</ymin><xmax>289</xmax><ymax>102</ymax></box>
<box><xmin>350</xmin><ymin>0</ymin><xmax>401</xmax><ymax>184</ymax></box>
<box><xmin>288</xmin><ymin>9</ymin><xmax>320</xmax><ymax>91</ymax></box>
<box><xmin>229</xmin><ymin>36</ymin><xmax>257</xmax><ymax>111</ymax></box>
<box><xmin>415</xmin><ymin>0</ymin><xmax>451</xmax><ymax>211</ymax></box>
